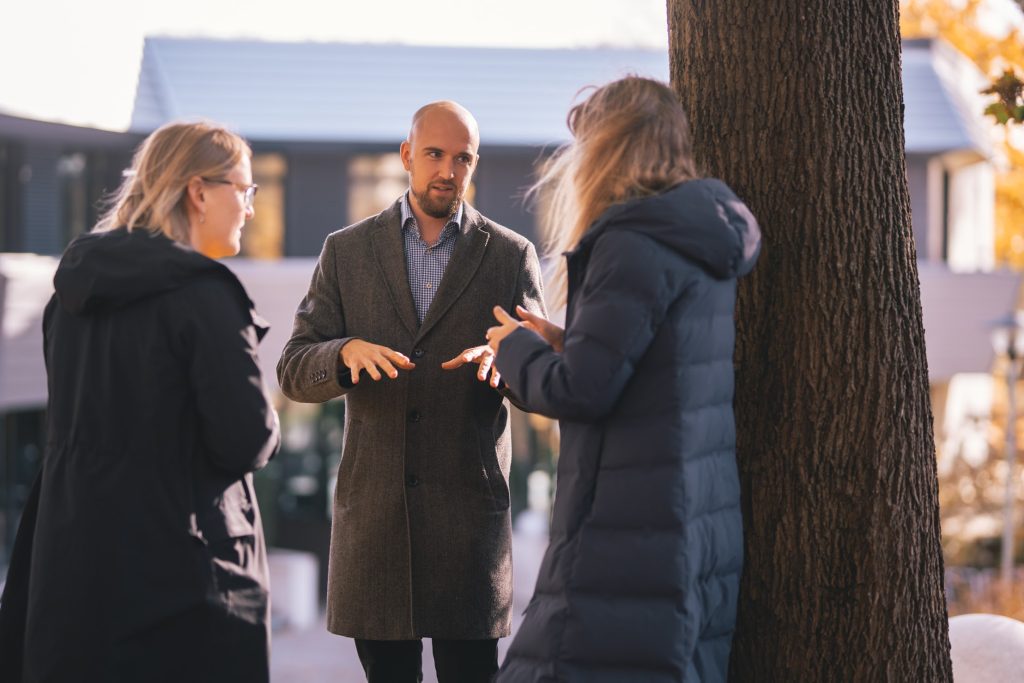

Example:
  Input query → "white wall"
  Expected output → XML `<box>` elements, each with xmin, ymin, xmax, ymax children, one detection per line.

<box><xmin>0</xmin><ymin>254</ymin><xmax>56</xmax><ymax>412</ymax></box>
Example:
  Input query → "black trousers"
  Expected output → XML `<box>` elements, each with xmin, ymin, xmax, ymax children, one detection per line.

<box><xmin>354</xmin><ymin>637</ymin><xmax>498</xmax><ymax>683</ymax></box>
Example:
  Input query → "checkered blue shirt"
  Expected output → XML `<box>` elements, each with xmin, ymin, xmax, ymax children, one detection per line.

<box><xmin>400</xmin><ymin>193</ymin><xmax>464</xmax><ymax>324</ymax></box>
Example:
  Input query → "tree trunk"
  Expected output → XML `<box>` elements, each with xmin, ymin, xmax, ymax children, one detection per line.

<box><xmin>667</xmin><ymin>2</ymin><xmax>953</xmax><ymax>680</ymax></box>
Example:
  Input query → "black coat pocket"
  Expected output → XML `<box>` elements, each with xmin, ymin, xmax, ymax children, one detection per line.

<box><xmin>195</xmin><ymin>474</ymin><xmax>257</xmax><ymax>542</ymax></box>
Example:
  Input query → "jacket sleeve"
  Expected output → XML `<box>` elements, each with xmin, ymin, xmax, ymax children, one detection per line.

<box><xmin>183</xmin><ymin>277</ymin><xmax>281</xmax><ymax>475</ymax></box>
<box><xmin>494</xmin><ymin>230</ymin><xmax>681</xmax><ymax>422</ymax></box>
<box><xmin>497</xmin><ymin>240</ymin><xmax>547</xmax><ymax>410</ymax></box>
<box><xmin>276</xmin><ymin>235</ymin><xmax>357</xmax><ymax>403</ymax></box>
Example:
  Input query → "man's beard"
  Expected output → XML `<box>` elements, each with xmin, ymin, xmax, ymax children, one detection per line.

<box><xmin>413</xmin><ymin>182</ymin><xmax>462</xmax><ymax>219</ymax></box>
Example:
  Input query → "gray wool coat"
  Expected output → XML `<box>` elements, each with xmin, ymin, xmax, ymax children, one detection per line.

<box><xmin>277</xmin><ymin>198</ymin><xmax>545</xmax><ymax>640</ymax></box>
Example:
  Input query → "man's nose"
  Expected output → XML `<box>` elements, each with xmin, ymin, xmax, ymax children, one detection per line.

<box><xmin>439</xmin><ymin>158</ymin><xmax>455</xmax><ymax>179</ymax></box>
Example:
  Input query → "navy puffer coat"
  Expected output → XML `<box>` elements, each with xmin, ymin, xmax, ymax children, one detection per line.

<box><xmin>495</xmin><ymin>179</ymin><xmax>761</xmax><ymax>682</ymax></box>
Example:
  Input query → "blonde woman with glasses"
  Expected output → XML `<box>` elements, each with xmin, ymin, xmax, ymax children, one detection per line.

<box><xmin>0</xmin><ymin>121</ymin><xmax>279</xmax><ymax>683</ymax></box>
<box><xmin>487</xmin><ymin>77</ymin><xmax>761</xmax><ymax>682</ymax></box>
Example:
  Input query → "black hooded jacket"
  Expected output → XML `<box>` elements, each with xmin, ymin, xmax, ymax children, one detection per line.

<box><xmin>0</xmin><ymin>227</ymin><xmax>280</xmax><ymax>682</ymax></box>
<box><xmin>495</xmin><ymin>179</ymin><xmax>761</xmax><ymax>682</ymax></box>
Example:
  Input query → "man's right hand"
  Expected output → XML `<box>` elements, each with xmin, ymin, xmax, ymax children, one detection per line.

<box><xmin>339</xmin><ymin>339</ymin><xmax>416</xmax><ymax>384</ymax></box>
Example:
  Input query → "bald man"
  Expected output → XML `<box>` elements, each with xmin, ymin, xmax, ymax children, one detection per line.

<box><xmin>278</xmin><ymin>101</ymin><xmax>545</xmax><ymax>683</ymax></box>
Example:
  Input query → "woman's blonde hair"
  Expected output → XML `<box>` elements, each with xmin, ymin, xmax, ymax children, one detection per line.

<box><xmin>95</xmin><ymin>121</ymin><xmax>251</xmax><ymax>243</ymax></box>
<box><xmin>532</xmin><ymin>76</ymin><xmax>701</xmax><ymax>307</ymax></box>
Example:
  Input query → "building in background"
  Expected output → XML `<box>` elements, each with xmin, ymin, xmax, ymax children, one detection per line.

<box><xmin>0</xmin><ymin>37</ymin><xmax>1005</xmax><ymax>588</ymax></box>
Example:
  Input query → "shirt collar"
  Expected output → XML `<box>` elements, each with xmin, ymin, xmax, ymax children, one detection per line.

<box><xmin>401</xmin><ymin>192</ymin><xmax>464</xmax><ymax>235</ymax></box>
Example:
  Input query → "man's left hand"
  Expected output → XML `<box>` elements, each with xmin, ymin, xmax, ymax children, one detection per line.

<box><xmin>441</xmin><ymin>345</ymin><xmax>502</xmax><ymax>388</ymax></box>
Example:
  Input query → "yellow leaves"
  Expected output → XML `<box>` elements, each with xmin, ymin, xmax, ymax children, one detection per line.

<box><xmin>995</xmin><ymin>166</ymin><xmax>1024</xmax><ymax>266</ymax></box>
<box><xmin>902</xmin><ymin>0</ymin><xmax>1024</xmax><ymax>76</ymax></box>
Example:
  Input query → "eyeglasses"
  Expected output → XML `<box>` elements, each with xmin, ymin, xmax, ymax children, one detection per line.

<box><xmin>202</xmin><ymin>177</ymin><xmax>259</xmax><ymax>210</ymax></box>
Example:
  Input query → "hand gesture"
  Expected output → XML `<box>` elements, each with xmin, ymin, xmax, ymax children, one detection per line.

<box><xmin>514</xmin><ymin>305</ymin><xmax>564</xmax><ymax>352</ymax></box>
<box><xmin>441</xmin><ymin>345</ymin><xmax>502</xmax><ymax>388</ymax></box>
<box><xmin>339</xmin><ymin>339</ymin><xmax>415</xmax><ymax>384</ymax></box>
<box><xmin>485</xmin><ymin>306</ymin><xmax>523</xmax><ymax>354</ymax></box>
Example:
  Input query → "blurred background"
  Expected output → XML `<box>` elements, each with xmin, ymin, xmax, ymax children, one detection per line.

<box><xmin>1</xmin><ymin>0</ymin><xmax>1023</xmax><ymax>679</ymax></box>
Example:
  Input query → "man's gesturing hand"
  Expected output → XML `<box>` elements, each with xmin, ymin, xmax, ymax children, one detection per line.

<box><xmin>441</xmin><ymin>345</ymin><xmax>501</xmax><ymax>388</ymax></box>
<box><xmin>340</xmin><ymin>339</ymin><xmax>416</xmax><ymax>384</ymax></box>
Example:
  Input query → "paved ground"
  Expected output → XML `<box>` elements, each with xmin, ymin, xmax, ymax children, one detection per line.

<box><xmin>270</xmin><ymin>531</ymin><xmax>549</xmax><ymax>683</ymax></box>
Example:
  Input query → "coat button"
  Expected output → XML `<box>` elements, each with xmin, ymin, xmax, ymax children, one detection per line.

<box><xmin>413</xmin><ymin>348</ymin><xmax>425</xmax><ymax>358</ymax></box>
<box><xmin>408</xmin><ymin>410</ymin><xmax>421</xmax><ymax>423</ymax></box>
<box><xmin>406</xmin><ymin>474</ymin><xmax>419</xmax><ymax>487</ymax></box>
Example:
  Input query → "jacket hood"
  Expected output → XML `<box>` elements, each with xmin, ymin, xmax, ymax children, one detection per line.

<box><xmin>54</xmin><ymin>227</ymin><xmax>228</xmax><ymax>315</ymax></box>
<box><xmin>580</xmin><ymin>178</ymin><xmax>762</xmax><ymax>280</ymax></box>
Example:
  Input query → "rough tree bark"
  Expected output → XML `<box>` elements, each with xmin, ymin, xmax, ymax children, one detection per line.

<box><xmin>667</xmin><ymin>1</ymin><xmax>953</xmax><ymax>680</ymax></box>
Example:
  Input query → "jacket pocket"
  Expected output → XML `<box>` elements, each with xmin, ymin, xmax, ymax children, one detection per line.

<box><xmin>335</xmin><ymin>419</ymin><xmax>363</xmax><ymax>509</ymax></box>
<box><xmin>207</xmin><ymin>534</ymin><xmax>269</xmax><ymax>624</ymax></box>
<box><xmin>195</xmin><ymin>475</ymin><xmax>257</xmax><ymax>543</ymax></box>
<box><xmin>476</xmin><ymin>427</ymin><xmax>510</xmax><ymax>512</ymax></box>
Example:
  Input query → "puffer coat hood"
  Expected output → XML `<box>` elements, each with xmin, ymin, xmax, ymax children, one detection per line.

<box><xmin>578</xmin><ymin>178</ymin><xmax>761</xmax><ymax>280</ymax></box>
<box><xmin>54</xmin><ymin>227</ymin><xmax>234</xmax><ymax>315</ymax></box>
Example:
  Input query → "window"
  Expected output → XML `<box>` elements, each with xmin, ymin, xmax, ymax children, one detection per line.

<box><xmin>0</xmin><ymin>142</ymin><xmax>7</xmax><ymax>250</ymax></box>
<box><xmin>348</xmin><ymin>153</ymin><xmax>407</xmax><ymax>224</ymax></box>
<box><xmin>942</xmin><ymin>168</ymin><xmax>950</xmax><ymax>263</ymax></box>
<box><xmin>0</xmin><ymin>141</ymin><xmax>20</xmax><ymax>252</ymax></box>
<box><xmin>58</xmin><ymin>152</ymin><xmax>89</xmax><ymax>245</ymax></box>
<box><xmin>240</xmin><ymin>153</ymin><xmax>286</xmax><ymax>259</ymax></box>
<box><xmin>54</xmin><ymin>150</ymin><xmax>130</xmax><ymax>249</ymax></box>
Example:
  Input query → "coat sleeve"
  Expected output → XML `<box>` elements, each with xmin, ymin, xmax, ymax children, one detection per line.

<box><xmin>276</xmin><ymin>235</ymin><xmax>358</xmax><ymax>402</ymax></box>
<box><xmin>182</xmin><ymin>277</ymin><xmax>281</xmax><ymax>475</ymax></box>
<box><xmin>497</xmin><ymin>240</ymin><xmax>547</xmax><ymax>410</ymax></box>
<box><xmin>513</xmin><ymin>240</ymin><xmax>547</xmax><ymax>319</ymax></box>
<box><xmin>494</xmin><ymin>230</ymin><xmax>683</xmax><ymax>422</ymax></box>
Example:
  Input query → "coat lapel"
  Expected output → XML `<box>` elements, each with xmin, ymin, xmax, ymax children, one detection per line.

<box><xmin>369</xmin><ymin>202</ymin><xmax>420</xmax><ymax>338</ymax></box>
<box><xmin>415</xmin><ymin>204</ymin><xmax>490</xmax><ymax>343</ymax></box>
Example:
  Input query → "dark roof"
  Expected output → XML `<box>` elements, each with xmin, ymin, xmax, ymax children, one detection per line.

<box><xmin>0</xmin><ymin>112</ymin><xmax>140</xmax><ymax>149</ymax></box>
<box><xmin>130</xmin><ymin>38</ymin><xmax>666</xmax><ymax>145</ymax></box>
<box><xmin>131</xmin><ymin>37</ymin><xmax>993</xmax><ymax>157</ymax></box>
<box><xmin>902</xmin><ymin>38</ymin><xmax>993</xmax><ymax>158</ymax></box>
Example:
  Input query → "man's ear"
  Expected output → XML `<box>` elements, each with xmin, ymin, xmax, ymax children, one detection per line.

<box><xmin>400</xmin><ymin>141</ymin><xmax>412</xmax><ymax>171</ymax></box>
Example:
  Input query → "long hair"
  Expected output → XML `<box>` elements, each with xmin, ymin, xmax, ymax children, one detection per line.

<box><xmin>532</xmin><ymin>76</ymin><xmax>701</xmax><ymax>308</ymax></box>
<box><xmin>95</xmin><ymin>121</ymin><xmax>251</xmax><ymax>244</ymax></box>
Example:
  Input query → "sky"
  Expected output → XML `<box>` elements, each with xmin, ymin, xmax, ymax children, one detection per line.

<box><xmin>1</xmin><ymin>0</ymin><xmax>1020</xmax><ymax>132</ymax></box>
<box><xmin>0</xmin><ymin>0</ymin><xmax>669</xmax><ymax>131</ymax></box>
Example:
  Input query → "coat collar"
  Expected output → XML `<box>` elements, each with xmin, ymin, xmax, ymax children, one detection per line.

<box><xmin>370</xmin><ymin>200</ymin><xmax>420</xmax><ymax>337</ymax></box>
<box><xmin>370</xmin><ymin>199</ymin><xmax>490</xmax><ymax>342</ymax></box>
<box><xmin>416</xmin><ymin>203</ymin><xmax>489</xmax><ymax>342</ymax></box>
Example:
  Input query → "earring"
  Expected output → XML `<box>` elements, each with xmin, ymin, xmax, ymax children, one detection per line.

<box><xmin>199</xmin><ymin>214</ymin><xmax>205</xmax><ymax>224</ymax></box>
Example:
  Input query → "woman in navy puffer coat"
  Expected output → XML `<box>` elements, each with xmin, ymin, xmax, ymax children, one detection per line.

<box><xmin>488</xmin><ymin>77</ymin><xmax>761</xmax><ymax>682</ymax></box>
